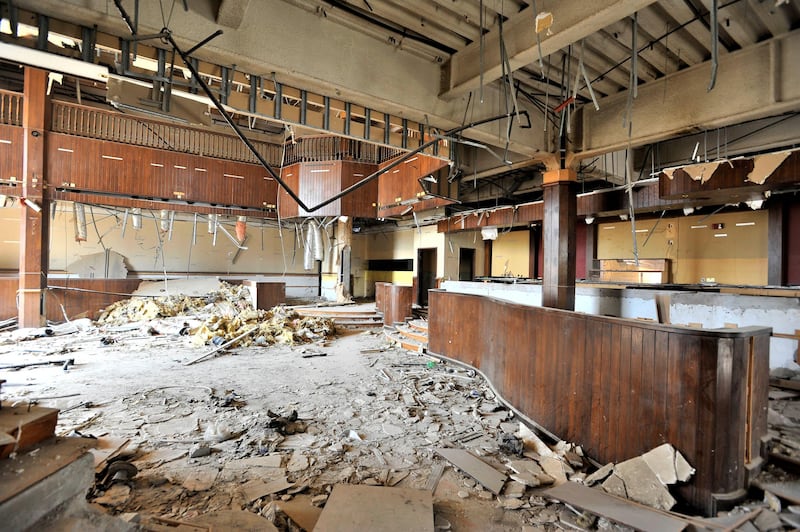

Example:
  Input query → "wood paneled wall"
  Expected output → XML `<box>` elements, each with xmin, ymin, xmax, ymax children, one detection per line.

<box><xmin>0</xmin><ymin>124</ymin><xmax>24</xmax><ymax>197</ymax></box>
<box><xmin>428</xmin><ymin>290</ymin><xmax>770</xmax><ymax>515</ymax></box>
<box><xmin>277</xmin><ymin>161</ymin><xmax>378</xmax><ymax>218</ymax></box>
<box><xmin>374</xmin><ymin>282</ymin><xmax>412</xmax><ymax>325</ymax></box>
<box><xmin>46</xmin><ymin>134</ymin><xmax>278</xmax><ymax>210</ymax></box>
<box><xmin>0</xmin><ymin>277</ymin><xmax>141</xmax><ymax>321</ymax></box>
<box><xmin>376</xmin><ymin>153</ymin><xmax>449</xmax><ymax>214</ymax></box>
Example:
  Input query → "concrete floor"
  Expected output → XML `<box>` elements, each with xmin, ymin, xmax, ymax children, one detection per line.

<box><xmin>1</xmin><ymin>318</ymin><xmax>560</xmax><ymax>531</ymax></box>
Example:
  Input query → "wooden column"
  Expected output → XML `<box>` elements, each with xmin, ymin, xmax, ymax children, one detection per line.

<box><xmin>542</xmin><ymin>169</ymin><xmax>576</xmax><ymax>310</ymax></box>
<box><xmin>768</xmin><ymin>200</ymin><xmax>786</xmax><ymax>286</ymax></box>
<box><xmin>528</xmin><ymin>224</ymin><xmax>541</xmax><ymax>279</ymax></box>
<box><xmin>18</xmin><ymin>67</ymin><xmax>50</xmax><ymax>328</ymax></box>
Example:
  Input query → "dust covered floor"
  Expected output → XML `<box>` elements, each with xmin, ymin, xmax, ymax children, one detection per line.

<box><xmin>5</xmin><ymin>314</ymin><xmax>800</xmax><ymax>531</ymax></box>
<box><xmin>1</xmin><ymin>320</ymin><xmax>567</xmax><ymax>531</ymax></box>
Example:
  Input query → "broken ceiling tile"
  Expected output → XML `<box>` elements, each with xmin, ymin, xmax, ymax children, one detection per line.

<box><xmin>584</xmin><ymin>462</ymin><xmax>614</xmax><ymax>487</ymax></box>
<box><xmin>641</xmin><ymin>444</ymin><xmax>694</xmax><ymax>485</ymax></box>
<box><xmin>609</xmin><ymin>457</ymin><xmax>677</xmax><ymax>511</ymax></box>
<box><xmin>314</xmin><ymin>484</ymin><xmax>433</xmax><ymax>532</ymax></box>
<box><xmin>518</xmin><ymin>423</ymin><xmax>555</xmax><ymax>457</ymax></box>
<box><xmin>436</xmin><ymin>448</ymin><xmax>507</xmax><ymax>495</ymax></box>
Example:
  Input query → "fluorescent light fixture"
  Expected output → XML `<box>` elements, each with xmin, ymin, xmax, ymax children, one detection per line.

<box><xmin>223</xmin><ymin>173</ymin><xmax>244</xmax><ymax>179</ymax></box>
<box><xmin>151</xmin><ymin>163</ymin><xmax>164</xmax><ymax>167</ymax></box>
<box><xmin>735</xmin><ymin>222</ymin><xmax>755</xmax><ymax>227</ymax></box>
<box><xmin>23</xmin><ymin>197</ymin><xmax>41</xmax><ymax>212</ymax></box>
<box><xmin>635</xmin><ymin>229</ymin><xmax>649</xmax><ymax>233</ymax></box>
<box><xmin>353</xmin><ymin>173</ymin><xmax>364</xmax><ymax>177</ymax></box>
<box><xmin>174</xmin><ymin>165</ymin><xmax>186</xmax><ymax>169</ymax></box>
<box><xmin>0</xmin><ymin>139</ymin><xmax>12</xmax><ymax>144</ymax></box>
<box><xmin>690</xmin><ymin>225</ymin><xmax>707</xmax><ymax>229</ymax></box>
<box><xmin>57</xmin><ymin>147</ymin><xmax>73</xmax><ymax>152</ymax></box>
<box><xmin>603</xmin><ymin>226</ymin><xmax>616</xmax><ymax>230</ymax></box>
<box><xmin>310</xmin><ymin>168</ymin><xmax>330</xmax><ymax>173</ymax></box>
<box><xmin>0</xmin><ymin>42</ymin><xmax>109</xmax><ymax>82</ymax></box>
<box><xmin>195</xmin><ymin>168</ymin><xmax>207</xmax><ymax>172</ymax></box>
<box><xmin>404</xmin><ymin>157</ymin><xmax>418</xmax><ymax>163</ymax></box>
<box><xmin>714</xmin><ymin>233</ymin><xmax>728</xmax><ymax>238</ymax></box>
<box><xmin>101</xmin><ymin>155</ymin><xmax>123</xmax><ymax>161</ymax></box>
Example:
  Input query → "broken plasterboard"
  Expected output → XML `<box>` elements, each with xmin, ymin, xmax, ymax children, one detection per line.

<box><xmin>314</xmin><ymin>484</ymin><xmax>433</xmax><ymax>532</ymax></box>
<box><xmin>436</xmin><ymin>448</ymin><xmax>507</xmax><ymax>494</ymax></box>
<box><xmin>67</xmin><ymin>249</ymin><xmax>128</xmax><ymax>279</ymax></box>
<box><xmin>545</xmin><ymin>482</ymin><xmax>687</xmax><ymax>532</ymax></box>
<box><xmin>132</xmin><ymin>277</ymin><xmax>222</xmax><ymax>297</ymax></box>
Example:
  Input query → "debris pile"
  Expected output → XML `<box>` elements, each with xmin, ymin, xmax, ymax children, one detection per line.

<box><xmin>191</xmin><ymin>306</ymin><xmax>335</xmax><ymax>348</ymax></box>
<box><xmin>97</xmin><ymin>281</ymin><xmax>252</xmax><ymax>325</ymax></box>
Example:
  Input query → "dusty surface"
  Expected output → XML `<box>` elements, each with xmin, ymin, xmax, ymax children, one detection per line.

<box><xmin>3</xmin><ymin>299</ymin><xmax>799</xmax><ymax>530</ymax></box>
<box><xmin>0</xmin><ymin>317</ymin><xmax>566</xmax><ymax>531</ymax></box>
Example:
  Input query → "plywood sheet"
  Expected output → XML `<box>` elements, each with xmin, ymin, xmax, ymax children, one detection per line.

<box><xmin>314</xmin><ymin>484</ymin><xmax>433</xmax><ymax>532</ymax></box>
<box><xmin>544</xmin><ymin>482</ymin><xmax>686</xmax><ymax>532</ymax></box>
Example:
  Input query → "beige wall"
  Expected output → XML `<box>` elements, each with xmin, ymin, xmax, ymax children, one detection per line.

<box><xmin>490</xmin><ymin>230</ymin><xmax>529</xmax><ymax>277</ymax></box>
<box><xmin>0</xmin><ymin>202</ymin><xmax>319</xmax><ymax>276</ymax></box>
<box><xmin>597</xmin><ymin>209</ymin><xmax>768</xmax><ymax>285</ymax></box>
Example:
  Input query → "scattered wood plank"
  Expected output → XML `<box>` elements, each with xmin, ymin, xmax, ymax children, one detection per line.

<box><xmin>425</xmin><ymin>463</ymin><xmax>445</xmax><ymax>493</ymax></box>
<box><xmin>436</xmin><ymin>448</ymin><xmax>507</xmax><ymax>495</ymax></box>
<box><xmin>0</xmin><ymin>437</ymin><xmax>95</xmax><ymax>505</ymax></box>
<box><xmin>769</xmin><ymin>389</ymin><xmax>800</xmax><ymax>400</ymax></box>
<box><xmin>0</xmin><ymin>403</ymin><xmax>59</xmax><ymax>458</ymax></box>
<box><xmin>770</xmin><ymin>379</ymin><xmax>800</xmax><ymax>392</ymax></box>
<box><xmin>314</xmin><ymin>484</ymin><xmax>433</xmax><ymax>532</ymax></box>
<box><xmin>544</xmin><ymin>482</ymin><xmax>688</xmax><ymax>532</ymax></box>
<box><xmin>90</xmin><ymin>437</ymin><xmax>131</xmax><ymax>473</ymax></box>
<box><xmin>754</xmin><ymin>480</ymin><xmax>800</xmax><ymax>505</ymax></box>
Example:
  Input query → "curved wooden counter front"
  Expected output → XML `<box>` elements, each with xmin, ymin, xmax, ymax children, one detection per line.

<box><xmin>427</xmin><ymin>289</ymin><xmax>770</xmax><ymax>515</ymax></box>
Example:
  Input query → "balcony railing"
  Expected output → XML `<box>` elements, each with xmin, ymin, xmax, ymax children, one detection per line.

<box><xmin>0</xmin><ymin>89</ymin><xmax>22</xmax><ymax>126</ymax></box>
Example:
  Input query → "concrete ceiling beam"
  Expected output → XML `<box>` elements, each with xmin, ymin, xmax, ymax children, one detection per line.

<box><xmin>440</xmin><ymin>0</ymin><xmax>659</xmax><ymax>99</ymax></box>
<box><xmin>570</xmin><ymin>29</ymin><xmax>800</xmax><ymax>162</ymax></box>
<box><xmin>216</xmin><ymin>0</ymin><xmax>251</xmax><ymax>29</ymax></box>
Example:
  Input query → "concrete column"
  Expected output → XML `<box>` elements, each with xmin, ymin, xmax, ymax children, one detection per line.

<box><xmin>18</xmin><ymin>67</ymin><xmax>50</xmax><ymax>327</ymax></box>
<box><xmin>542</xmin><ymin>169</ymin><xmax>576</xmax><ymax>310</ymax></box>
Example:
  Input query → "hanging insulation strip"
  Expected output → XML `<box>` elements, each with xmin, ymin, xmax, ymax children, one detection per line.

<box><xmin>131</xmin><ymin>207</ymin><xmax>142</xmax><ymax>230</ymax></box>
<box><xmin>235</xmin><ymin>215</ymin><xmax>247</xmax><ymax>243</ymax></box>
<box><xmin>73</xmin><ymin>202</ymin><xmax>87</xmax><ymax>242</ymax></box>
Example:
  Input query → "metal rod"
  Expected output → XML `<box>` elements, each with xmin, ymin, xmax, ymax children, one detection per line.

<box><xmin>113</xmin><ymin>0</ymin><xmax>136</xmax><ymax>35</ymax></box>
<box><xmin>708</xmin><ymin>0</ymin><xmax>719</xmax><ymax>91</ymax></box>
<box><xmin>185</xmin><ymin>29</ymin><xmax>223</xmax><ymax>56</ymax></box>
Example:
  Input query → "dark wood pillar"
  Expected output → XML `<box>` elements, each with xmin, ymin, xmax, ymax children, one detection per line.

<box><xmin>768</xmin><ymin>199</ymin><xmax>786</xmax><ymax>286</ymax></box>
<box><xmin>18</xmin><ymin>67</ymin><xmax>50</xmax><ymax>327</ymax></box>
<box><xmin>528</xmin><ymin>224</ymin><xmax>540</xmax><ymax>279</ymax></box>
<box><xmin>542</xmin><ymin>169</ymin><xmax>576</xmax><ymax>310</ymax></box>
<box><xmin>585</xmin><ymin>221</ymin><xmax>596</xmax><ymax>281</ymax></box>
<box><xmin>483</xmin><ymin>240</ymin><xmax>493</xmax><ymax>277</ymax></box>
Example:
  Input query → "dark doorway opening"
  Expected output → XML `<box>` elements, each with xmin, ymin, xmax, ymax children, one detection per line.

<box><xmin>458</xmin><ymin>248</ymin><xmax>475</xmax><ymax>281</ymax></box>
<box><xmin>417</xmin><ymin>248</ymin><xmax>437</xmax><ymax>306</ymax></box>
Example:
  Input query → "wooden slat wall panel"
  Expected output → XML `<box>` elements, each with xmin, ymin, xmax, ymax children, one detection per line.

<box><xmin>427</xmin><ymin>290</ymin><xmax>771</xmax><ymax>515</ymax></box>
<box><xmin>277</xmin><ymin>164</ymin><xmax>300</xmax><ymax>218</ymax></box>
<box><xmin>376</xmin><ymin>154</ymin><xmax>448</xmax><ymax>210</ymax></box>
<box><xmin>0</xmin><ymin>278</ymin><xmax>17</xmax><ymax>320</ymax></box>
<box><xmin>46</xmin><ymin>279</ymin><xmax>142</xmax><ymax>320</ymax></box>
<box><xmin>0</xmin><ymin>125</ymin><xmax>24</xmax><ymax>195</ymax></box>
<box><xmin>46</xmin><ymin>134</ymin><xmax>277</xmax><ymax>209</ymax></box>
<box><xmin>299</xmin><ymin>161</ymin><xmax>341</xmax><ymax>217</ymax></box>
<box><xmin>341</xmin><ymin>161</ymin><xmax>378</xmax><ymax>218</ymax></box>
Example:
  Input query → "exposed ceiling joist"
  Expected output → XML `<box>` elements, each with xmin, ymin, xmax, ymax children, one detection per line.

<box><xmin>440</xmin><ymin>0</ymin><xmax>659</xmax><ymax>99</ymax></box>
<box><xmin>570</xmin><ymin>29</ymin><xmax>800</xmax><ymax>161</ymax></box>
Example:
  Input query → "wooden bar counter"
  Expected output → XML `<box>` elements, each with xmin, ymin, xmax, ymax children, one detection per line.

<box><xmin>427</xmin><ymin>289</ymin><xmax>770</xmax><ymax>515</ymax></box>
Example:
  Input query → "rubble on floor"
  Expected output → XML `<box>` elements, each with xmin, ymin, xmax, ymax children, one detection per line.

<box><xmin>5</xmin><ymin>317</ymin><xmax>800</xmax><ymax>530</ymax></box>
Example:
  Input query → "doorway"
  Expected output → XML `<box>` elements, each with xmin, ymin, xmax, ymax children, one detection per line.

<box><xmin>417</xmin><ymin>248</ymin><xmax>437</xmax><ymax>306</ymax></box>
<box><xmin>458</xmin><ymin>248</ymin><xmax>475</xmax><ymax>281</ymax></box>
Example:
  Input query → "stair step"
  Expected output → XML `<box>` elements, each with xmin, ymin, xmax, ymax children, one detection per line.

<box><xmin>333</xmin><ymin>319</ymin><xmax>384</xmax><ymax>328</ymax></box>
<box><xmin>384</xmin><ymin>329</ymin><xmax>427</xmax><ymax>354</ymax></box>
<box><xmin>395</xmin><ymin>325</ymin><xmax>429</xmax><ymax>344</ymax></box>
<box><xmin>407</xmin><ymin>319</ymin><xmax>429</xmax><ymax>333</ymax></box>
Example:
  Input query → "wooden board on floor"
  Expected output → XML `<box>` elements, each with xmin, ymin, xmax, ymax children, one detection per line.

<box><xmin>544</xmin><ymin>482</ymin><xmax>687</xmax><ymax>532</ymax></box>
<box><xmin>0</xmin><ymin>403</ymin><xmax>59</xmax><ymax>458</ymax></box>
<box><xmin>314</xmin><ymin>484</ymin><xmax>433</xmax><ymax>532</ymax></box>
<box><xmin>0</xmin><ymin>437</ymin><xmax>95</xmax><ymax>505</ymax></box>
<box><xmin>436</xmin><ymin>448</ymin><xmax>507</xmax><ymax>494</ymax></box>
<box><xmin>277</xmin><ymin>495</ymin><xmax>322</xmax><ymax>531</ymax></box>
